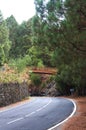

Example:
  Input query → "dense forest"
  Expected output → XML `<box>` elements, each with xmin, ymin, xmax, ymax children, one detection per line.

<box><xmin>0</xmin><ymin>0</ymin><xmax>86</xmax><ymax>96</ymax></box>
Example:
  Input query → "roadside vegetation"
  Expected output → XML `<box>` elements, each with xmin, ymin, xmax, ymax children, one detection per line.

<box><xmin>0</xmin><ymin>0</ymin><xmax>86</xmax><ymax>96</ymax></box>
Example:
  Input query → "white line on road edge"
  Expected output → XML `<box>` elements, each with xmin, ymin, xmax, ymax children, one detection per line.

<box><xmin>48</xmin><ymin>99</ymin><xmax>77</xmax><ymax>130</ymax></box>
<box><xmin>7</xmin><ymin>117</ymin><xmax>24</xmax><ymax>125</ymax></box>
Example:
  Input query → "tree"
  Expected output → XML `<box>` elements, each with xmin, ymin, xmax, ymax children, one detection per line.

<box><xmin>55</xmin><ymin>0</ymin><xmax>86</xmax><ymax>95</ymax></box>
<box><xmin>15</xmin><ymin>20</ymin><xmax>32</xmax><ymax>57</ymax></box>
<box><xmin>0</xmin><ymin>11</ymin><xmax>11</xmax><ymax>65</ymax></box>
<box><xmin>32</xmin><ymin>14</ymin><xmax>54</xmax><ymax>66</ymax></box>
<box><xmin>6</xmin><ymin>15</ymin><xmax>19</xmax><ymax>58</ymax></box>
<box><xmin>6</xmin><ymin>16</ymin><xmax>33</xmax><ymax>58</ymax></box>
<box><xmin>34</xmin><ymin>0</ymin><xmax>86</xmax><ymax>95</ymax></box>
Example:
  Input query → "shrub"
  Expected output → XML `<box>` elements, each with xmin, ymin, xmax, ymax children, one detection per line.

<box><xmin>30</xmin><ymin>73</ymin><xmax>42</xmax><ymax>87</ymax></box>
<box><xmin>37</xmin><ymin>60</ymin><xmax>44</xmax><ymax>68</ymax></box>
<box><xmin>8</xmin><ymin>55</ymin><xmax>31</xmax><ymax>72</ymax></box>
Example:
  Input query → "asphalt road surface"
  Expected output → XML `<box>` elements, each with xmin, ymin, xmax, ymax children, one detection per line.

<box><xmin>0</xmin><ymin>97</ymin><xmax>75</xmax><ymax>130</ymax></box>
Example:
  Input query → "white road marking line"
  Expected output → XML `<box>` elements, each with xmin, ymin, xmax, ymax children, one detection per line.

<box><xmin>7</xmin><ymin>117</ymin><xmax>23</xmax><ymax>125</ymax></box>
<box><xmin>5</xmin><ymin>98</ymin><xmax>52</xmax><ymax>126</ymax></box>
<box><xmin>0</xmin><ymin>98</ymin><xmax>35</xmax><ymax>114</ymax></box>
<box><xmin>36</xmin><ymin>108</ymin><xmax>43</xmax><ymax>112</ymax></box>
<box><xmin>48</xmin><ymin>99</ymin><xmax>77</xmax><ymax>130</ymax></box>
<box><xmin>25</xmin><ymin>111</ymin><xmax>36</xmax><ymax>117</ymax></box>
<box><xmin>36</xmin><ymin>99</ymin><xmax>52</xmax><ymax>112</ymax></box>
<box><xmin>26</xmin><ymin>99</ymin><xmax>52</xmax><ymax>116</ymax></box>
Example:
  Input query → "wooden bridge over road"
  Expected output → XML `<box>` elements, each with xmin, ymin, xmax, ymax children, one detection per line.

<box><xmin>31</xmin><ymin>68</ymin><xmax>57</xmax><ymax>75</ymax></box>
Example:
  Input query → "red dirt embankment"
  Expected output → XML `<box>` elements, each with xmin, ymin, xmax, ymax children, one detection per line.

<box><xmin>62</xmin><ymin>97</ymin><xmax>86</xmax><ymax>130</ymax></box>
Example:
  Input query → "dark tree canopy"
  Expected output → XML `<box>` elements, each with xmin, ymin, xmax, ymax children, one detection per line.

<box><xmin>33</xmin><ymin>0</ymin><xmax>86</xmax><ymax>95</ymax></box>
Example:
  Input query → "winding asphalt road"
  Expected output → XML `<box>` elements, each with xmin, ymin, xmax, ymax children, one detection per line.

<box><xmin>0</xmin><ymin>97</ymin><xmax>75</xmax><ymax>130</ymax></box>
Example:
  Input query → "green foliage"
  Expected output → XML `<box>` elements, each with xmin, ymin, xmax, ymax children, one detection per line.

<box><xmin>56</xmin><ymin>60</ymin><xmax>86</xmax><ymax>96</ymax></box>
<box><xmin>0</xmin><ymin>11</ymin><xmax>11</xmax><ymax>65</ymax></box>
<box><xmin>0</xmin><ymin>0</ymin><xmax>85</xmax><ymax>96</ymax></box>
<box><xmin>32</xmin><ymin>14</ymin><xmax>54</xmax><ymax>67</ymax></box>
<box><xmin>9</xmin><ymin>55</ymin><xmax>32</xmax><ymax>72</ymax></box>
<box><xmin>6</xmin><ymin>15</ymin><xmax>19</xmax><ymax>58</ymax></box>
<box><xmin>0</xmin><ymin>46</ymin><xmax>5</xmax><ymax>65</ymax></box>
<box><xmin>41</xmin><ymin>82</ymin><xmax>46</xmax><ymax>89</ymax></box>
<box><xmin>37</xmin><ymin>59</ymin><xmax>44</xmax><ymax>68</ymax></box>
<box><xmin>55</xmin><ymin>65</ymin><xmax>73</xmax><ymax>95</ymax></box>
<box><xmin>34</xmin><ymin>0</ymin><xmax>86</xmax><ymax>95</ymax></box>
<box><xmin>6</xmin><ymin>17</ymin><xmax>32</xmax><ymax>58</ymax></box>
<box><xmin>30</xmin><ymin>73</ymin><xmax>42</xmax><ymax>87</ymax></box>
<box><xmin>28</xmin><ymin>46</ymin><xmax>42</xmax><ymax>66</ymax></box>
<box><xmin>14</xmin><ymin>58</ymin><xmax>27</xmax><ymax>72</ymax></box>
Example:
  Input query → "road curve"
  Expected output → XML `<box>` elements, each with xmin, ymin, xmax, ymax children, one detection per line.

<box><xmin>0</xmin><ymin>97</ymin><xmax>75</xmax><ymax>130</ymax></box>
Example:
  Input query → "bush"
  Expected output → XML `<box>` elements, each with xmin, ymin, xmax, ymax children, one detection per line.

<box><xmin>55</xmin><ymin>61</ymin><xmax>86</xmax><ymax>96</ymax></box>
<box><xmin>55</xmin><ymin>65</ymin><xmax>74</xmax><ymax>95</ymax></box>
<box><xmin>8</xmin><ymin>55</ymin><xmax>32</xmax><ymax>72</ymax></box>
<box><xmin>37</xmin><ymin>60</ymin><xmax>44</xmax><ymax>68</ymax></box>
<box><xmin>30</xmin><ymin>73</ymin><xmax>42</xmax><ymax>87</ymax></box>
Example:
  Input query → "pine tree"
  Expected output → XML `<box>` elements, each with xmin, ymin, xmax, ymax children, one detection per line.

<box><xmin>0</xmin><ymin>11</ymin><xmax>11</xmax><ymax>65</ymax></box>
<box><xmin>34</xmin><ymin>0</ymin><xmax>86</xmax><ymax>95</ymax></box>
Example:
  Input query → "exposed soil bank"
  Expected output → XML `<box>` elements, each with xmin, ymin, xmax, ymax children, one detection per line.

<box><xmin>61</xmin><ymin>97</ymin><xmax>86</xmax><ymax>130</ymax></box>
